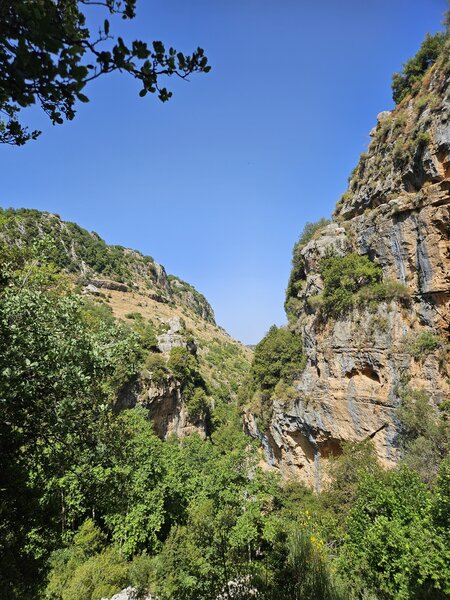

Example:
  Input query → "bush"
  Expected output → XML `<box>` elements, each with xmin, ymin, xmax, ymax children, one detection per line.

<box><xmin>308</xmin><ymin>293</ymin><xmax>324</xmax><ymax>311</ymax></box>
<box><xmin>285</xmin><ymin>218</ymin><xmax>330</xmax><ymax>314</ymax></box>
<box><xmin>355</xmin><ymin>279</ymin><xmax>411</xmax><ymax>309</ymax></box>
<box><xmin>268</xmin><ymin>527</ymin><xmax>347</xmax><ymax>600</ymax></box>
<box><xmin>397</xmin><ymin>387</ymin><xmax>449</xmax><ymax>484</ymax></box>
<box><xmin>186</xmin><ymin>388</ymin><xmax>210</xmax><ymax>421</ymax></box>
<box><xmin>296</xmin><ymin>218</ymin><xmax>331</xmax><ymax>248</ymax></box>
<box><xmin>338</xmin><ymin>468</ymin><xmax>450</xmax><ymax>598</ymax></box>
<box><xmin>392</xmin><ymin>32</ymin><xmax>447</xmax><ymax>103</ymax></box>
<box><xmin>392</xmin><ymin>140</ymin><xmax>410</xmax><ymax>167</ymax></box>
<box><xmin>252</xmin><ymin>325</ymin><xmax>306</xmax><ymax>392</ymax></box>
<box><xmin>58</xmin><ymin>548</ymin><xmax>128</xmax><ymax>600</ymax></box>
<box><xmin>320</xmin><ymin>253</ymin><xmax>382</xmax><ymax>317</ymax></box>
<box><xmin>45</xmin><ymin>520</ymin><xmax>128</xmax><ymax>600</ymax></box>
<box><xmin>144</xmin><ymin>353</ymin><xmax>168</xmax><ymax>383</ymax></box>
<box><xmin>414</xmin><ymin>130</ymin><xmax>431</xmax><ymax>151</ymax></box>
<box><xmin>167</xmin><ymin>346</ymin><xmax>203</xmax><ymax>391</ymax></box>
<box><xmin>138</xmin><ymin>322</ymin><xmax>158</xmax><ymax>352</ymax></box>
<box><xmin>125</xmin><ymin>311</ymin><xmax>143</xmax><ymax>321</ymax></box>
<box><xmin>404</xmin><ymin>331</ymin><xmax>445</xmax><ymax>358</ymax></box>
<box><xmin>128</xmin><ymin>552</ymin><xmax>156</xmax><ymax>597</ymax></box>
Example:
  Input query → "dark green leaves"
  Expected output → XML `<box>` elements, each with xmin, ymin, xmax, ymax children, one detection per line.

<box><xmin>0</xmin><ymin>1</ymin><xmax>211</xmax><ymax>145</ymax></box>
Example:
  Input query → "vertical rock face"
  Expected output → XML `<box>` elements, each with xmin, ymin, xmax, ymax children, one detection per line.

<box><xmin>248</xmin><ymin>51</ymin><xmax>450</xmax><ymax>489</ymax></box>
<box><xmin>139</xmin><ymin>378</ymin><xmax>207</xmax><ymax>440</ymax></box>
<box><xmin>118</xmin><ymin>374</ymin><xmax>207</xmax><ymax>440</ymax></box>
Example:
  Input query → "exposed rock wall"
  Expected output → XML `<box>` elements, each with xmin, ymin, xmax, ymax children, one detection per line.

<box><xmin>118</xmin><ymin>374</ymin><xmax>207</xmax><ymax>440</ymax></box>
<box><xmin>247</xmin><ymin>52</ymin><xmax>450</xmax><ymax>489</ymax></box>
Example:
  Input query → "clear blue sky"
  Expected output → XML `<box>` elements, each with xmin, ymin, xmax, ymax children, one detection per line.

<box><xmin>1</xmin><ymin>0</ymin><xmax>447</xmax><ymax>344</ymax></box>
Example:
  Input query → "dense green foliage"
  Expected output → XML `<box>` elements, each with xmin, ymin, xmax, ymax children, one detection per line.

<box><xmin>319</xmin><ymin>253</ymin><xmax>382</xmax><ymax>316</ymax></box>
<box><xmin>202</xmin><ymin>339</ymin><xmax>251</xmax><ymax>397</ymax></box>
<box><xmin>314</xmin><ymin>253</ymin><xmax>409</xmax><ymax>318</ymax></box>
<box><xmin>284</xmin><ymin>226</ymin><xmax>410</xmax><ymax>322</ymax></box>
<box><xmin>403</xmin><ymin>330</ymin><xmax>447</xmax><ymax>359</ymax></box>
<box><xmin>241</xmin><ymin>325</ymin><xmax>307</xmax><ymax>432</ymax></box>
<box><xmin>0</xmin><ymin>1</ymin><xmax>210</xmax><ymax>145</ymax></box>
<box><xmin>1</xmin><ymin>237</ymin><xmax>449</xmax><ymax>600</ymax></box>
<box><xmin>396</xmin><ymin>387</ymin><xmax>449</xmax><ymax>485</ymax></box>
<box><xmin>251</xmin><ymin>325</ymin><xmax>306</xmax><ymax>392</ymax></box>
<box><xmin>340</xmin><ymin>467</ymin><xmax>449</xmax><ymax>599</ymax></box>
<box><xmin>392</xmin><ymin>31</ymin><xmax>448</xmax><ymax>104</ymax></box>
<box><xmin>0</xmin><ymin>245</ymin><xmax>141</xmax><ymax>597</ymax></box>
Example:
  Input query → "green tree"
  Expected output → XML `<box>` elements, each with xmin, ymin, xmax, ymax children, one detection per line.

<box><xmin>339</xmin><ymin>468</ymin><xmax>450</xmax><ymax>599</ymax></box>
<box><xmin>392</xmin><ymin>31</ymin><xmax>447</xmax><ymax>104</ymax></box>
<box><xmin>167</xmin><ymin>345</ymin><xmax>205</xmax><ymax>400</ymax></box>
<box><xmin>322</xmin><ymin>440</ymin><xmax>381</xmax><ymax>523</ymax></box>
<box><xmin>46</xmin><ymin>520</ymin><xmax>128</xmax><ymax>600</ymax></box>
<box><xmin>397</xmin><ymin>388</ymin><xmax>449</xmax><ymax>485</ymax></box>
<box><xmin>251</xmin><ymin>325</ymin><xmax>306</xmax><ymax>392</ymax></box>
<box><xmin>0</xmin><ymin>1</ymin><xmax>210</xmax><ymax>145</ymax></box>
<box><xmin>0</xmin><ymin>249</ymin><xmax>140</xmax><ymax>598</ymax></box>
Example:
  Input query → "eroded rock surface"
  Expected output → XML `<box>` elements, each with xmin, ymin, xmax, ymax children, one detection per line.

<box><xmin>247</xmin><ymin>56</ymin><xmax>450</xmax><ymax>489</ymax></box>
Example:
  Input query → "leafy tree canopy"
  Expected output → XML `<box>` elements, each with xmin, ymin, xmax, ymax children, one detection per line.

<box><xmin>251</xmin><ymin>325</ymin><xmax>306</xmax><ymax>392</ymax></box>
<box><xmin>0</xmin><ymin>1</ymin><xmax>211</xmax><ymax>145</ymax></box>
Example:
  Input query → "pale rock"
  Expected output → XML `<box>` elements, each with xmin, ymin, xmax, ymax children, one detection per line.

<box><xmin>101</xmin><ymin>586</ymin><xmax>155</xmax><ymax>600</ymax></box>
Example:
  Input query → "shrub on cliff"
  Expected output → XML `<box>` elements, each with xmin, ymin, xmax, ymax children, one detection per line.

<box><xmin>320</xmin><ymin>253</ymin><xmax>382</xmax><ymax>317</ymax></box>
<box><xmin>355</xmin><ymin>279</ymin><xmax>411</xmax><ymax>309</ymax></box>
<box><xmin>251</xmin><ymin>325</ymin><xmax>306</xmax><ymax>392</ymax></box>
<box><xmin>285</xmin><ymin>218</ymin><xmax>330</xmax><ymax>317</ymax></box>
<box><xmin>404</xmin><ymin>331</ymin><xmax>446</xmax><ymax>359</ymax></box>
<box><xmin>392</xmin><ymin>32</ymin><xmax>447</xmax><ymax>104</ymax></box>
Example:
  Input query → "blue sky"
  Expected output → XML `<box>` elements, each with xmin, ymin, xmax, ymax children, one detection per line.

<box><xmin>1</xmin><ymin>0</ymin><xmax>447</xmax><ymax>344</ymax></box>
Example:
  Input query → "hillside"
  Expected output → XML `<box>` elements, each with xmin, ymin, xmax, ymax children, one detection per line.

<box><xmin>0</xmin><ymin>207</ymin><xmax>251</xmax><ymax>437</ymax></box>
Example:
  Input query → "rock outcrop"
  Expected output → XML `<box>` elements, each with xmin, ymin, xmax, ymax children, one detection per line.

<box><xmin>247</xmin><ymin>47</ymin><xmax>450</xmax><ymax>489</ymax></box>
<box><xmin>101</xmin><ymin>587</ymin><xmax>155</xmax><ymax>600</ymax></box>
<box><xmin>118</xmin><ymin>373</ymin><xmax>207</xmax><ymax>440</ymax></box>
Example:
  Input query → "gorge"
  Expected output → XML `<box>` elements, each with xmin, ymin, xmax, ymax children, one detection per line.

<box><xmin>1</xmin><ymin>21</ymin><xmax>449</xmax><ymax>600</ymax></box>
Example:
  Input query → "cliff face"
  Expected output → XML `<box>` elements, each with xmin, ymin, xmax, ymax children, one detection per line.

<box><xmin>118</xmin><ymin>371</ymin><xmax>208</xmax><ymax>440</ymax></box>
<box><xmin>247</xmin><ymin>48</ymin><xmax>450</xmax><ymax>489</ymax></box>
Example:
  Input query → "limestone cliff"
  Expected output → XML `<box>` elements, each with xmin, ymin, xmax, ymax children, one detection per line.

<box><xmin>246</xmin><ymin>42</ymin><xmax>450</xmax><ymax>489</ymax></box>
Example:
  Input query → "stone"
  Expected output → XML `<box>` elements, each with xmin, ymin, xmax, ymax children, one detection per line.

<box><xmin>82</xmin><ymin>283</ymin><xmax>100</xmax><ymax>295</ymax></box>
<box><xmin>101</xmin><ymin>587</ymin><xmax>155</xmax><ymax>600</ymax></box>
